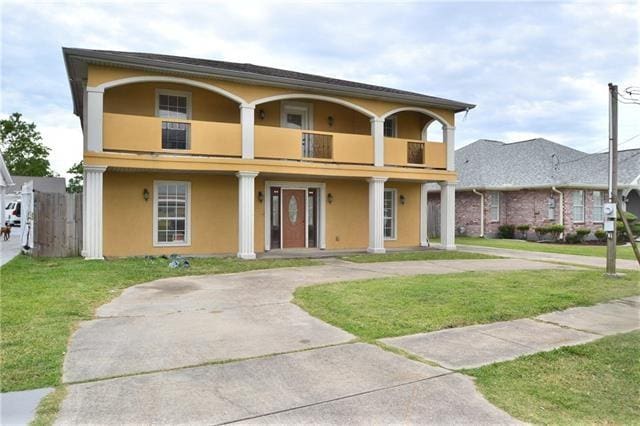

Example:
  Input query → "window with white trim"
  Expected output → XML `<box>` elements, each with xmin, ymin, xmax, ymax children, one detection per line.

<box><xmin>384</xmin><ymin>189</ymin><xmax>397</xmax><ymax>239</ymax></box>
<box><xmin>592</xmin><ymin>191</ymin><xmax>604</xmax><ymax>222</ymax></box>
<box><xmin>489</xmin><ymin>192</ymin><xmax>500</xmax><ymax>222</ymax></box>
<box><xmin>154</xmin><ymin>181</ymin><xmax>190</xmax><ymax>245</ymax></box>
<box><xmin>156</xmin><ymin>90</ymin><xmax>191</xmax><ymax>119</ymax></box>
<box><xmin>547</xmin><ymin>196</ymin><xmax>556</xmax><ymax>220</ymax></box>
<box><xmin>384</xmin><ymin>117</ymin><xmax>397</xmax><ymax>137</ymax></box>
<box><xmin>572</xmin><ymin>190</ymin><xmax>585</xmax><ymax>223</ymax></box>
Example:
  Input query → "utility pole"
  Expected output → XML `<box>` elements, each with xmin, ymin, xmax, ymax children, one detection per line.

<box><xmin>606</xmin><ymin>83</ymin><xmax>618</xmax><ymax>275</ymax></box>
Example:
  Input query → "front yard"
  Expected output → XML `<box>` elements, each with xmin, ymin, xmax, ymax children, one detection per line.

<box><xmin>294</xmin><ymin>269</ymin><xmax>640</xmax><ymax>340</ymax></box>
<box><xmin>466</xmin><ymin>331</ymin><xmax>640</xmax><ymax>424</ymax></box>
<box><xmin>455</xmin><ymin>236</ymin><xmax>637</xmax><ymax>260</ymax></box>
<box><xmin>0</xmin><ymin>254</ymin><xmax>317</xmax><ymax>392</ymax></box>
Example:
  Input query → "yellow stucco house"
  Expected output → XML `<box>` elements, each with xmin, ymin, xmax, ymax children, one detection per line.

<box><xmin>63</xmin><ymin>48</ymin><xmax>474</xmax><ymax>259</ymax></box>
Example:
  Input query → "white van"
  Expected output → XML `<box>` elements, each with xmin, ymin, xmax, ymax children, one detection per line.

<box><xmin>4</xmin><ymin>201</ymin><xmax>21</xmax><ymax>226</ymax></box>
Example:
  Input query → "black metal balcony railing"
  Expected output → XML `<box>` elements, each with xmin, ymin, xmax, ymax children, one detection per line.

<box><xmin>407</xmin><ymin>141</ymin><xmax>424</xmax><ymax>164</ymax></box>
<box><xmin>162</xmin><ymin>121</ymin><xmax>190</xmax><ymax>150</ymax></box>
<box><xmin>302</xmin><ymin>132</ymin><xmax>332</xmax><ymax>159</ymax></box>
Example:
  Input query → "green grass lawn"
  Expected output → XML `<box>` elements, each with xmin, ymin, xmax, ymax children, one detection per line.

<box><xmin>293</xmin><ymin>270</ymin><xmax>640</xmax><ymax>341</ymax></box>
<box><xmin>455</xmin><ymin>236</ymin><xmax>637</xmax><ymax>260</ymax></box>
<box><xmin>0</xmin><ymin>254</ymin><xmax>317</xmax><ymax>392</ymax></box>
<box><xmin>342</xmin><ymin>250</ymin><xmax>499</xmax><ymax>263</ymax></box>
<box><xmin>465</xmin><ymin>331</ymin><xmax>640</xmax><ymax>425</ymax></box>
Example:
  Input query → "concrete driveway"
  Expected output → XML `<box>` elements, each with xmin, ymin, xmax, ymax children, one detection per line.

<box><xmin>57</xmin><ymin>258</ymin><xmax>567</xmax><ymax>424</ymax></box>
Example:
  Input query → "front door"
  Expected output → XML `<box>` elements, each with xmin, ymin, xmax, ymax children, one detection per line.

<box><xmin>282</xmin><ymin>189</ymin><xmax>306</xmax><ymax>248</ymax></box>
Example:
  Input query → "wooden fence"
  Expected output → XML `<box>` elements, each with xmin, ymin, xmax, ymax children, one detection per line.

<box><xmin>33</xmin><ymin>192</ymin><xmax>82</xmax><ymax>257</ymax></box>
<box><xmin>427</xmin><ymin>202</ymin><xmax>440</xmax><ymax>238</ymax></box>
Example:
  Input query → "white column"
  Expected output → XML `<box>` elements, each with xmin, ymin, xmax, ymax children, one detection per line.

<box><xmin>237</xmin><ymin>171</ymin><xmax>258</xmax><ymax>259</ymax></box>
<box><xmin>240</xmin><ymin>104</ymin><xmax>255</xmax><ymax>159</ymax></box>
<box><xmin>444</xmin><ymin>126</ymin><xmax>456</xmax><ymax>171</ymax></box>
<box><xmin>371</xmin><ymin>118</ymin><xmax>385</xmax><ymax>167</ymax></box>
<box><xmin>367</xmin><ymin>176</ymin><xmax>387</xmax><ymax>253</ymax></box>
<box><xmin>440</xmin><ymin>181</ymin><xmax>456</xmax><ymax>250</ymax></box>
<box><xmin>420</xmin><ymin>183</ymin><xmax>429</xmax><ymax>247</ymax></box>
<box><xmin>86</xmin><ymin>88</ymin><xmax>104</xmax><ymax>152</ymax></box>
<box><xmin>84</xmin><ymin>165</ymin><xmax>106</xmax><ymax>259</ymax></box>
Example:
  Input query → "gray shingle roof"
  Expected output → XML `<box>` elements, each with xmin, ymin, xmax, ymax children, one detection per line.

<box><xmin>62</xmin><ymin>47</ymin><xmax>475</xmax><ymax>119</ymax></box>
<box><xmin>455</xmin><ymin>138</ymin><xmax>640</xmax><ymax>190</ymax></box>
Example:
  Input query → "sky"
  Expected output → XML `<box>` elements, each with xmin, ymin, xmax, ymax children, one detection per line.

<box><xmin>1</xmin><ymin>0</ymin><xmax>639</xmax><ymax>178</ymax></box>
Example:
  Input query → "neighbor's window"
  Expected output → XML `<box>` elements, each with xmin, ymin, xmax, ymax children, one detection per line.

<box><xmin>547</xmin><ymin>196</ymin><xmax>556</xmax><ymax>220</ymax></box>
<box><xmin>592</xmin><ymin>191</ymin><xmax>604</xmax><ymax>222</ymax></box>
<box><xmin>157</xmin><ymin>90</ymin><xmax>191</xmax><ymax>119</ymax></box>
<box><xmin>154</xmin><ymin>181</ymin><xmax>190</xmax><ymax>246</ymax></box>
<box><xmin>572</xmin><ymin>190</ymin><xmax>585</xmax><ymax>223</ymax></box>
<box><xmin>384</xmin><ymin>189</ymin><xmax>397</xmax><ymax>239</ymax></box>
<box><xmin>489</xmin><ymin>192</ymin><xmax>500</xmax><ymax>222</ymax></box>
<box><xmin>384</xmin><ymin>117</ymin><xmax>397</xmax><ymax>138</ymax></box>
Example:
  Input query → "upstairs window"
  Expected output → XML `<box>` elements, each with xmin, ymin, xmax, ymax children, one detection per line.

<box><xmin>592</xmin><ymin>191</ymin><xmax>604</xmax><ymax>222</ymax></box>
<box><xmin>572</xmin><ymin>190</ymin><xmax>585</xmax><ymax>223</ymax></box>
<box><xmin>384</xmin><ymin>117</ymin><xmax>397</xmax><ymax>137</ymax></box>
<box><xmin>489</xmin><ymin>192</ymin><xmax>500</xmax><ymax>222</ymax></box>
<box><xmin>156</xmin><ymin>90</ymin><xmax>191</xmax><ymax>119</ymax></box>
<box><xmin>162</xmin><ymin>122</ymin><xmax>190</xmax><ymax>150</ymax></box>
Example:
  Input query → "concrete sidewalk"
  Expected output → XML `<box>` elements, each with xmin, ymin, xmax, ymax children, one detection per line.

<box><xmin>1</xmin><ymin>226</ymin><xmax>22</xmax><ymax>266</ymax></box>
<box><xmin>452</xmin><ymin>243</ymin><xmax>639</xmax><ymax>270</ymax></box>
<box><xmin>381</xmin><ymin>296</ymin><xmax>640</xmax><ymax>369</ymax></box>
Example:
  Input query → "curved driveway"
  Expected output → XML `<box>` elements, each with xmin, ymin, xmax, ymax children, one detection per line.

<box><xmin>57</xmin><ymin>258</ymin><xmax>569</xmax><ymax>424</ymax></box>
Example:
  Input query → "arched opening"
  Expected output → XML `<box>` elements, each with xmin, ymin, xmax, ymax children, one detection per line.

<box><xmin>422</xmin><ymin>120</ymin><xmax>444</xmax><ymax>142</ymax></box>
<box><xmin>625</xmin><ymin>188</ymin><xmax>640</xmax><ymax>218</ymax></box>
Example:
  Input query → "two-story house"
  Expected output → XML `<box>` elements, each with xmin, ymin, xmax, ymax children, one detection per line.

<box><xmin>63</xmin><ymin>48</ymin><xmax>474</xmax><ymax>259</ymax></box>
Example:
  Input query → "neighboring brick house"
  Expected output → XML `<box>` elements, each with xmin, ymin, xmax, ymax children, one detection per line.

<box><xmin>428</xmin><ymin>138</ymin><xmax>640</xmax><ymax>238</ymax></box>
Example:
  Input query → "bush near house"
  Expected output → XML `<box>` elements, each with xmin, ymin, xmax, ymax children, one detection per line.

<box><xmin>534</xmin><ymin>226</ymin><xmax>549</xmax><ymax>240</ymax></box>
<box><xmin>594</xmin><ymin>229</ymin><xmax>607</xmax><ymax>242</ymax></box>
<box><xmin>547</xmin><ymin>224</ymin><xmax>565</xmax><ymax>242</ymax></box>
<box><xmin>575</xmin><ymin>227</ymin><xmax>591</xmax><ymax>243</ymax></box>
<box><xmin>516</xmin><ymin>224</ymin><xmax>530</xmax><ymax>240</ymax></box>
<box><xmin>617</xmin><ymin>211</ymin><xmax>640</xmax><ymax>242</ymax></box>
<box><xmin>498</xmin><ymin>224</ymin><xmax>516</xmax><ymax>239</ymax></box>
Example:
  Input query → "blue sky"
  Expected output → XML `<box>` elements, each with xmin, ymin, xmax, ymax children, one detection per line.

<box><xmin>1</xmin><ymin>0</ymin><xmax>639</xmax><ymax>177</ymax></box>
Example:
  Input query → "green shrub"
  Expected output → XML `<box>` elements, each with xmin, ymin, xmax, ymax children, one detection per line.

<box><xmin>516</xmin><ymin>224</ymin><xmax>530</xmax><ymax>239</ymax></box>
<box><xmin>594</xmin><ymin>229</ymin><xmax>607</xmax><ymax>242</ymax></box>
<box><xmin>617</xmin><ymin>211</ymin><xmax>640</xmax><ymax>243</ymax></box>
<box><xmin>498</xmin><ymin>224</ymin><xmax>516</xmax><ymax>239</ymax></box>
<box><xmin>534</xmin><ymin>226</ymin><xmax>549</xmax><ymax>240</ymax></box>
<box><xmin>575</xmin><ymin>227</ymin><xmax>591</xmax><ymax>243</ymax></box>
<box><xmin>565</xmin><ymin>233</ymin><xmax>580</xmax><ymax>244</ymax></box>
<box><xmin>548</xmin><ymin>224</ymin><xmax>565</xmax><ymax>241</ymax></box>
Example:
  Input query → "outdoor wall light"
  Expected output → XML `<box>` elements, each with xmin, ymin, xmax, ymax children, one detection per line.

<box><xmin>143</xmin><ymin>188</ymin><xmax>150</xmax><ymax>202</ymax></box>
<box><xmin>327</xmin><ymin>193</ymin><xmax>334</xmax><ymax>204</ymax></box>
<box><xmin>327</xmin><ymin>115</ymin><xmax>334</xmax><ymax>127</ymax></box>
<box><xmin>258</xmin><ymin>191</ymin><xmax>264</xmax><ymax>203</ymax></box>
<box><xmin>400</xmin><ymin>194</ymin><xmax>406</xmax><ymax>205</ymax></box>
<box><xmin>259</xmin><ymin>109</ymin><xmax>266</xmax><ymax>120</ymax></box>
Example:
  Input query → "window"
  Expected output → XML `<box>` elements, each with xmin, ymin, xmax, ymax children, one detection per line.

<box><xmin>384</xmin><ymin>117</ymin><xmax>396</xmax><ymax>137</ymax></box>
<box><xmin>156</xmin><ymin>90</ymin><xmax>191</xmax><ymax>119</ymax></box>
<box><xmin>547</xmin><ymin>196</ymin><xmax>556</xmax><ymax>220</ymax></box>
<box><xmin>154</xmin><ymin>181</ymin><xmax>190</xmax><ymax>246</ymax></box>
<box><xmin>572</xmin><ymin>190</ymin><xmax>585</xmax><ymax>223</ymax></box>
<box><xmin>592</xmin><ymin>191</ymin><xmax>605</xmax><ymax>222</ymax></box>
<box><xmin>489</xmin><ymin>192</ymin><xmax>500</xmax><ymax>222</ymax></box>
<box><xmin>384</xmin><ymin>189</ymin><xmax>397</xmax><ymax>239</ymax></box>
<box><xmin>162</xmin><ymin>122</ymin><xmax>190</xmax><ymax>149</ymax></box>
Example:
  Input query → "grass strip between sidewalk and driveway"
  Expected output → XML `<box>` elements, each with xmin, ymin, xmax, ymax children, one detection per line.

<box><xmin>0</xmin><ymin>254</ymin><xmax>318</xmax><ymax>392</ymax></box>
<box><xmin>293</xmin><ymin>269</ymin><xmax>640</xmax><ymax>341</ymax></box>
<box><xmin>465</xmin><ymin>331</ymin><xmax>640</xmax><ymax>425</ymax></box>
<box><xmin>454</xmin><ymin>236</ymin><xmax>637</xmax><ymax>260</ymax></box>
<box><xmin>341</xmin><ymin>250</ymin><xmax>499</xmax><ymax>263</ymax></box>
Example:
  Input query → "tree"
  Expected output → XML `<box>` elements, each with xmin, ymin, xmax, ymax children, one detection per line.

<box><xmin>0</xmin><ymin>113</ymin><xmax>53</xmax><ymax>176</ymax></box>
<box><xmin>67</xmin><ymin>161</ymin><xmax>83</xmax><ymax>193</ymax></box>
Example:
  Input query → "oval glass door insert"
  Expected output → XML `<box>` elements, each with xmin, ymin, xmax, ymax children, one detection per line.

<box><xmin>288</xmin><ymin>195</ymin><xmax>298</xmax><ymax>224</ymax></box>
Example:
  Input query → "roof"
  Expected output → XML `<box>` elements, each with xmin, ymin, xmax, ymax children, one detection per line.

<box><xmin>9</xmin><ymin>176</ymin><xmax>66</xmax><ymax>194</ymax></box>
<box><xmin>62</xmin><ymin>47</ymin><xmax>476</xmax><ymax>120</ymax></box>
<box><xmin>454</xmin><ymin>138</ymin><xmax>640</xmax><ymax>190</ymax></box>
<box><xmin>0</xmin><ymin>153</ymin><xmax>14</xmax><ymax>187</ymax></box>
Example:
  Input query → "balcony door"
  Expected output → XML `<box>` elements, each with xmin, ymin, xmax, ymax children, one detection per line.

<box><xmin>282</xmin><ymin>189</ymin><xmax>306</xmax><ymax>248</ymax></box>
<box><xmin>281</xmin><ymin>101</ymin><xmax>312</xmax><ymax>130</ymax></box>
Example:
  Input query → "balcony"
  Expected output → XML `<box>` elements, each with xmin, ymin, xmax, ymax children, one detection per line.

<box><xmin>384</xmin><ymin>137</ymin><xmax>446</xmax><ymax>169</ymax></box>
<box><xmin>103</xmin><ymin>113</ymin><xmax>242</xmax><ymax>156</ymax></box>
<box><xmin>254</xmin><ymin>126</ymin><xmax>374</xmax><ymax>165</ymax></box>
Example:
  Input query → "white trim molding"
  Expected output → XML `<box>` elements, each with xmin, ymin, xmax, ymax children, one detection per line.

<box><xmin>83</xmin><ymin>165</ymin><xmax>107</xmax><ymax>259</ymax></box>
<box><xmin>370</xmin><ymin>118</ymin><xmax>385</xmax><ymax>167</ymax></box>
<box><xmin>380</xmin><ymin>106</ymin><xmax>453</xmax><ymax>128</ymax></box>
<box><xmin>383</xmin><ymin>188</ymin><xmax>397</xmax><ymax>240</ymax></box>
<box><xmin>264</xmin><ymin>181</ymin><xmax>327</xmax><ymax>251</ymax></box>
<box><xmin>94</xmin><ymin>76</ymin><xmax>247</xmax><ymax>104</ymax></box>
<box><xmin>239</xmin><ymin>104</ymin><xmax>255</xmax><ymax>159</ymax></box>
<box><xmin>367</xmin><ymin>176</ymin><xmax>388</xmax><ymax>253</ymax></box>
<box><xmin>250</xmin><ymin>93</ymin><xmax>376</xmax><ymax>119</ymax></box>
<box><xmin>420</xmin><ymin>183</ymin><xmax>429</xmax><ymax>246</ymax></box>
<box><xmin>439</xmin><ymin>181</ymin><xmax>456</xmax><ymax>250</ymax></box>
<box><xmin>237</xmin><ymin>171</ymin><xmax>259</xmax><ymax>259</ymax></box>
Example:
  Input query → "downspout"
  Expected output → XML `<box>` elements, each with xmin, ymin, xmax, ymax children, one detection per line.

<box><xmin>551</xmin><ymin>187</ymin><xmax>564</xmax><ymax>238</ymax></box>
<box><xmin>472</xmin><ymin>189</ymin><xmax>484</xmax><ymax>237</ymax></box>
